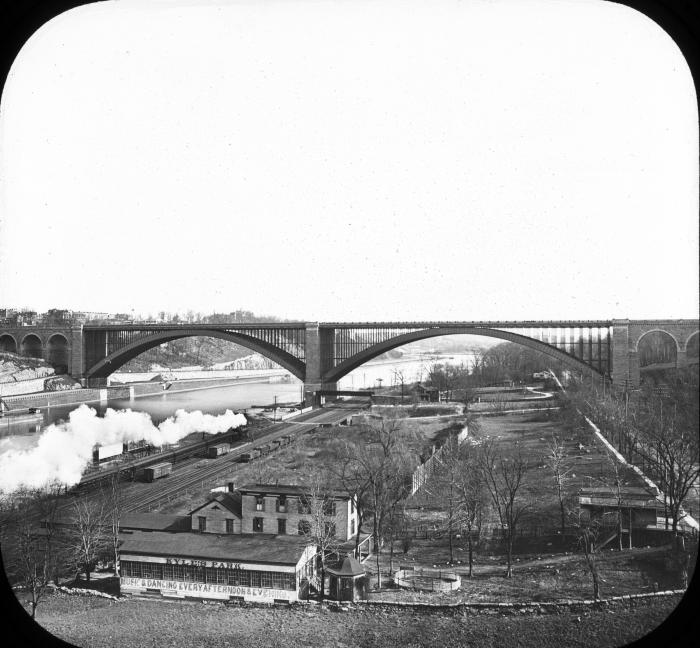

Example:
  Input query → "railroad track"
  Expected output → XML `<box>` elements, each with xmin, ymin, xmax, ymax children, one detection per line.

<box><xmin>122</xmin><ymin>405</ymin><xmax>359</xmax><ymax>512</ymax></box>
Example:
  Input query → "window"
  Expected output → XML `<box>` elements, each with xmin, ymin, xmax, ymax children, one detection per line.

<box><xmin>261</xmin><ymin>571</ymin><xmax>273</xmax><ymax>588</ymax></box>
<box><xmin>163</xmin><ymin>563</ymin><xmax>174</xmax><ymax>580</ymax></box>
<box><xmin>324</xmin><ymin>521</ymin><xmax>336</xmax><ymax>537</ymax></box>
<box><xmin>255</xmin><ymin>495</ymin><xmax>265</xmax><ymax>511</ymax></box>
<box><xmin>298</xmin><ymin>498</ymin><xmax>311</xmax><ymax>514</ymax></box>
<box><xmin>226</xmin><ymin>518</ymin><xmax>235</xmax><ymax>534</ymax></box>
<box><xmin>298</xmin><ymin>520</ymin><xmax>311</xmax><ymax>535</ymax></box>
<box><xmin>277</xmin><ymin>518</ymin><xmax>287</xmax><ymax>535</ymax></box>
<box><xmin>323</xmin><ymin>500</ymin><xmax>336</xmax><ymax>516</ymax></box>
<box><xmin>276</xmin><ymin>495</ymin><xmax>287</xmax><ymax>512</ymax></box>
<box><xmin>198</xmin><ymin>516</ymin><xmax>207</xmax><ymax>532</ymax></box>
<box><xmin>253</xmin><ymin>517</ymin><xmax>264</xmax><ymax>532</ymax></box>
<box><xmin>351</xmin><ymin>519</ymin><xmax>356</xmax><ymax>536</ymax></box>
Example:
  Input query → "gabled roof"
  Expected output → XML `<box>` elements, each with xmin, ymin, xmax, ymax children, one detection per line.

<box><xmin>238</xmin><ymin>483</ymin><xmax>351</xmax><ymax>500</ymax></box>
<box><xmin>189</xmin><ymin>492</ymin><xmax>242</xmax><ymax>517</ymax></box>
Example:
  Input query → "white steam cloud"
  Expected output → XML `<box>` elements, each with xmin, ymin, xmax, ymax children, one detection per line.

<box><xmin>0</xmin><ymin>405</ymin><xmax>247</xmax><ymax>494</ymax></box>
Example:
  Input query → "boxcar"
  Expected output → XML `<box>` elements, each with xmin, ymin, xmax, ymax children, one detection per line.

<box><xmin>257</xmin><ymin>444</ymin><xmax>272</xmax><ymax>455</ymax></box>
<box><xmin>207</xmin><ymin>443</ymin><xmax>231</xmax><ymax>458</ymax></box>
<box><xmin>268</xmin><ymin>440</ymin><xmax>281</xmax><ymax>451</ymax></box>
<box><xmin>280</xmin><ymin>434</ymin><xmax>293</xmax><ymax>445</ymax></box>
<box><xmin>239</xmin><ymin>449</ymin><xmax>261</xmax><ymax>463</ymax></box>
<box><xmin>143</xmin><ymin>462</ymin><xmax>173</xmax><ymax>482</ymax></box>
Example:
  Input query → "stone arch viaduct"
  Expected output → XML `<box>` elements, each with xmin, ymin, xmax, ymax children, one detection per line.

<box><xmin>0</xmin><ymin>320</ymin><xmax>697</xmax><ymax>404</ymax></box>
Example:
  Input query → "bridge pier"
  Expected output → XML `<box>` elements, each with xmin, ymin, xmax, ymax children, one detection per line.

<box><xmin>303</xmin><ymin>381</ymin><xmax>339</xmax><ymax>407</ymax></box>
<box><xmin>611</xmin><ymin>320</ymin><xmax>641</xmax><ymax>390</ymax></box>
<box><xmin>69</xmin><ymin>326</ymin><xmax>84</xmax><ymax>379</ymax></box>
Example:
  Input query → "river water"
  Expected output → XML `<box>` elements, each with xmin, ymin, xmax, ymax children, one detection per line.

<box><xmin>0</xmin><ymin>354</ymin><xmax>474</xmax><ymax>452</ymax></box>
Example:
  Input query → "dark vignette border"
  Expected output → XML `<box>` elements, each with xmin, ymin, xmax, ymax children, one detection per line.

<box><xmin>0</xmin><ymin>1</ymin><xmax>698</xmax><ymax>647</ymax></box>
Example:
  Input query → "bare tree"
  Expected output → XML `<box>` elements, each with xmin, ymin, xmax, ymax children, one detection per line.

<box><xmin>67</xmin><ymin>495</ymin><xmax>107</xmax><ymax>582</ymax></box>
<box><xmin>571</xmin><ymin>510</ymin><xmax>602</xmax><ymax>600</ymax></box>
<box><xmin>392</xmin><ymin>368</ymin><xmax>407</xmax><ymax>403</ymax></box>
<box><xmin>480</xmin><ymin>440</ymin><xmax>529</xmax><ymax>578</ymax></box>
<box><xmin>638</xmin><ymin>386</ymin><xmax>700</xmax><ymax>534</ymax></box>
<box><xmin>545</xmin><ymin>434</ymin><xmax>573</xmax><ymax>535</ymax></box>
<box><xmin>429</xmin><ymin>436</ymin><xmax>466</xmax><ymax>563</ymax></box>
<box><xmin>2</xmin><ymin>483</ymin><xmax>64</xmax><ymax>618</ymax></box>
<box><xmin>454</xmin><ymin>442</ymin><xmax>488</xmax><ymax>577</ymax></box>
<box><xmin>298</xmin><ymin>475</ymin><xmax>342</xmax><ymax>602</ymax></box>
<box><xmin>101</xmin><ymin>474</ymin><xmax>124</xmax><ymax>577</ymax></box>
<box><xmin>333</xmin><ymin>416</ymin><xmax>417</xmax><ymax>589</ymax></box>
<box><xmin>329</xmin><ymin>445</ymin><xmax>372</xmax><ymax>557</ymax></box>
<box><xmin>597</xmin><ymin>451</ymin><xmax>633</xmax><ymax>550</ymax></box>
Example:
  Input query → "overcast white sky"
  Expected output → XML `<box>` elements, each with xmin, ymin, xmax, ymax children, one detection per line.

<box><xmin>0</xmin><ymin>0</ymin><xmax>697</xmax><ymax>322</ymax></box>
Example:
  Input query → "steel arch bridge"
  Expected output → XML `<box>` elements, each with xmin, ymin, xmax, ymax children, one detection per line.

<box><xmin>1</xmin><ymin>319</ymin><xmax>697</xmax><ymax>405</ymax></box>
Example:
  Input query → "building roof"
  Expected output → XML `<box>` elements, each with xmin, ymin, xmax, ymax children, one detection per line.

<box><xmin>326</xmin><ymin>556</ymin><xmax>365</xmax><ymax>577</ymax></box>
<box><xmin>119</xmin><ymin>530</ymin><xmax>313</xmax><ymax>566</ymax></box>
<box><xmin>238</xmin><ymin>483</ymin><xmax>351</xmax><ymax>500</ymax></box>
<box><xmin>578</xmin><ymin>486</ymin><xmax>663</xmax><ymax>509</ymax></box>
<box><xmin>120</xmin><ymin>513</ymin><xmax>190</xmax><ymax>532</ymax></box>
<box><xmin>189</xmin><ymin>492</ymin><xmax>242</xmax><ymax>517</ymax></box>
<box><xmin>48</xmin><ymin>512</ymin><xmax>189</xmax><ymax>533</ymax></box>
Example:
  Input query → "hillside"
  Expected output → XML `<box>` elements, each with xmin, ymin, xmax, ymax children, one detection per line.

<box><xmin>0</xmin><ymin>352</ymin><xmax>55</xmax><ymax>383</ymax></box>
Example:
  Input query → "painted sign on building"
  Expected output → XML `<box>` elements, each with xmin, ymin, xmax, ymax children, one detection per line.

<box><xmin>120</xmin><ymin>577</ymin><xmax>298</xmax><ymax>602</ymax></box>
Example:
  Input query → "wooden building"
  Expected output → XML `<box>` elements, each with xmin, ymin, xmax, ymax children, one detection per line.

<box><xmin>119</xmin><ymin>531</ymin><xmax>317</xmax><ymax>603</ymax></box>
<box><xmin>578</xmin><ymin>486</ymin><xmax>664</xmax><ymax>529</ymax></box>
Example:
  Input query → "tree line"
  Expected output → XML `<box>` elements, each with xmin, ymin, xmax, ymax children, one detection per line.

<box><xmin>0</xmin><ymin>476</ymin><xmax>124</xmax><ymax>618</ymax></box>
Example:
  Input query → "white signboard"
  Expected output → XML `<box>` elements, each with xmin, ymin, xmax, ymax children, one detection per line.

<box><xmin>98</xmin><ymin>442</ymin><xmax>124</xmax><ymax>460</ymax></box>
<box><xmin>120</xmin><ymin>577</ymin><xmax>297</xmax><ymax>602</ymax></box>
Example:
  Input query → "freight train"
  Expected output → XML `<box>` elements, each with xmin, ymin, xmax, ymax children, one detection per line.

<box><xmin>90</xmin><ymin>421</ymin><xmax>248</xmax><ymax>467</ymax></box>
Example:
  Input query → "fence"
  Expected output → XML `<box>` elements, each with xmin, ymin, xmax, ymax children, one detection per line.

<box><xmin>410</xmin><ymin>425</ymin><xmax>469</xmax><ymax>495</ymax></box>
<box><xmin>393</xmin><ymin>567</ymin><xmax>460</xmax><ymax>592</ymax></box>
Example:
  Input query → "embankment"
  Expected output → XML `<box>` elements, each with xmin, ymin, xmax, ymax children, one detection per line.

<box><xmin>0</xmin><ymin>375</ymin><xmax>277</xmax><ymax>410</ymax></box>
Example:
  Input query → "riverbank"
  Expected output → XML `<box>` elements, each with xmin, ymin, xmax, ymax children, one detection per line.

<box><xmin>0</xmin><ymin>374</ymin><xmax>285</xmax><ymax>411</ymax></box>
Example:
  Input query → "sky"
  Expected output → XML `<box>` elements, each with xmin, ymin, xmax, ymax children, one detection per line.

<box><xmin>0</xmin><ymin>0</ymin><xmax>697</xmax><ymax>322</ymax></box>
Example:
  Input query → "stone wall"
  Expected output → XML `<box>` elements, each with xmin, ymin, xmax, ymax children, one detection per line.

<box><xmin>357</xmin><ymin>589</ymin><xmax>686</xmax><ymax>616</ymax></box>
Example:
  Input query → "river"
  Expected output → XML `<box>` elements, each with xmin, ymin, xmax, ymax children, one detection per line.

<box><xmin>0</xmin><ymin>353</ymin><xmax>474</xmax><ymax>453</ymax></box>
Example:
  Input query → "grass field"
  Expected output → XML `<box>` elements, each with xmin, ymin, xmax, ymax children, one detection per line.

<box><xmin>23</xmin><ymin>590</ymin><xmax>692</xmax><ymax>648</ymax></box>
<box><xmin>407</xmin><ymin>410</ymin><xmax>647</xmax><ymax>531</ymax></box>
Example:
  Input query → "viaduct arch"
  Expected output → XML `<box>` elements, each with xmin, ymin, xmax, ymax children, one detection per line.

<box><xmin>322</xmin><ymin>327</ymin><xmax>600</xmax><ymax>384</ymax></box>
<box><xmin>84</xmin><ymin>329</ymin><xmax>305</xmax><ymax>382</ymax></box>
<box><xmin>0</xmin><ymin>320</ymin><xmax>697</xmax><ymax>405</ymax></box>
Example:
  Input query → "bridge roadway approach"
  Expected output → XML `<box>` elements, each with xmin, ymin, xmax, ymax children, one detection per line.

<box><xmin>1</xmin><ymin>319</ymin><xmax>697</xmax><ymax>405</ymax></box>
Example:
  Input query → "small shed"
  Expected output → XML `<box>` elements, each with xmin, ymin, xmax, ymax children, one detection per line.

<box><xmin>326</xmin><ymin>556</ymin><xmax>366</xmax><ymax>602</ymax></box>
<box><xmin>578</xmin><ymin>486</ymin><xmax>663</xmax><ymax>529</ymax></box>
